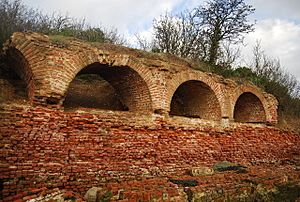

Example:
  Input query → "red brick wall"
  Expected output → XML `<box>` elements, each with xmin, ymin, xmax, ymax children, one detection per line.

<box><xmin>1</xmin><ymin>105</ymin><xmax>299</xmax><ymax>198</ymax></box>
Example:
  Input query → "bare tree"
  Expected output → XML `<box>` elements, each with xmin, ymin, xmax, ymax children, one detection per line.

<box><xmin>102</xmin><ymin>27</ymin><xmax>126</xmax><ymax>45</ymax></box>
<box><xmin>251</xmin><ymin>40</ymin><xmax>298</xmax><ymax>96</ymax></box>
<box><xmin>153</xmin><ymin>12</ymin><xmax>181</xmax><ymax>54</ymax></box>
<box><xmin>195</xmin><ymin>0</ymin><xmax>255</xmax><ymax>64</ymax></box>
<box><xmin>152</xmin><ymin>11</ymin><xmax>207</xmax><ymax>59</ymax></box>
<box><xmin>217</xmin><ymin>43</ymin><xmax>241</xmax><ymax>68</ymax></box>
<box><xmin>0</xmin><ymin>0</ymin><xmax>38</xmax><ymax>45</ymax></box>
<box><xmin>135</xmin><ymin>33</ymin><xmax>154</xmax><ymax>51</ymax></box>
<box><xmin>151</xmin><ymin>0</ymin><xmax>254</xmax><ymax>66</ymax></box>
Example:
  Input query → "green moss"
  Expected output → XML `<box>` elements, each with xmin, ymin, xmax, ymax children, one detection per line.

<box><xmin>271</xmin><ymin>183</ymin><xmax>300</xmax><ymax>202</ymax></box>
<box><xmin>169</xmin><ymin>179</ymin><xmax>198</xmax><ymax>187</ymax></box>
<box><xmin>98</xmin><ymin>190</ymin><xmax>113</xmax><ymax>202</ymax></box>
<box><xmin>49</xmin><ymin>35</ymin><xmax>73</xmax><ymax>48</ymax></box>
<box><xmin>213</xmin><ymin>161</ymin><xmax>247</xmax><ymax>173</ymax></box>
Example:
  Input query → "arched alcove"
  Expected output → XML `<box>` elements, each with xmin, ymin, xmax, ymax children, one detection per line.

<box><xmin>170</xmin><ymin>80</ymin><xmax>221</xmax><ymax>120</ymax></box>
<box><xmin>64</xmin><ymin>62</ymin><xmax>152</xmax><ymax>112</ymax></box>
<box><xmin>0</xmin><ymin>48</ymin><xmax>30</xmax><ymax>103</ymax></box>
<box><xmin>234</xmin><ymin>92</ymin><xmax>266</xmax><ymax>123</ymax></box>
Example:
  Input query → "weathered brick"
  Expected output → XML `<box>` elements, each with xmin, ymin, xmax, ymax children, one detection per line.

<box><xmin>1</xmin><ymin>32</ymin><xmax>278</xmax><ymax>123</ymax></box>
<box><xmin>1</xmin><ymin>32</ymin><xmax>297</xmax><ymax>201</ymax></box>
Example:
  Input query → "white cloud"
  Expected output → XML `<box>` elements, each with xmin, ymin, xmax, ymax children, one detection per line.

<box><xmin>22</xmin><ymin>0</ymin><xmax>184</xmax><ymax>35</ymax></box>
<box><xmin>241</xmin><ymin>19</ymin><xmax>300</xmax><ymax>81</ymax></box>
<box><xmin>246</xmin><ymin>0</ymin><xmax>300</xmax><ymax>20</ymax></box>
<box><xmin>174</xmin><ymin>0</ymin><xmax>204</xmax><ymax>11</ymax></box>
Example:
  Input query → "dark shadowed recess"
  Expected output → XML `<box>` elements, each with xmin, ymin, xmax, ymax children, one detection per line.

<box><xmin>234</xmin><ymin>92</ymin><xmax>266</xmax><ymax>123</ymax></box>
<box><xmin>64</xmin><ymin>62</ymin><xmax>152</xmax><ymax>112</ymax></box>
<box><xmin>0</xmin><ymin>49</ymin><xmax>28</xmax><ymax>103</ymax></box>
<box><xmin>170</xmin><ymin>80</ymin><xmax>221</xmax><ymax>120</ymax></box>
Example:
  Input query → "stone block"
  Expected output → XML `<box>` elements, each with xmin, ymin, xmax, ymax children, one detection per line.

<box><xmin>84</xmin><ymin>187</ymin><xmax>112</xmax><ymax>202</ymax></box>
<box><xmin>189</xmin><ymin>166</ymin><xmax>214</xmax><ymax>176</ymax></box>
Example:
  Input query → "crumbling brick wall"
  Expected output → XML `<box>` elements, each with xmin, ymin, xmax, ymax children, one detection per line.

<box><xmin>0</xmin><ymin>105</ymin><xmax>299</xmax><ymax>198</ymax></box>
<box><xmin>0</xmin><ymin>32</ymin><xmax>293</xmax><ymax>199</ymax></box>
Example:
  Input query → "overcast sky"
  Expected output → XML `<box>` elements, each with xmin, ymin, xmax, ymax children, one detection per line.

<box><xmin>22</xmin><ymin>0</ymin><xmax>300</xmax><ymax>81</ymax></box>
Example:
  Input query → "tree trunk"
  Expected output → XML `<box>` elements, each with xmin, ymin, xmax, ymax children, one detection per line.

<box><xmin>209</xmin><ymin>39</ymin><xmax>219</xmax><ymax>65</ymax></box>
<box><xmin>208</xmin><ymin>23</ymin><xmax>221</xmax><ymax>65</ymax></box>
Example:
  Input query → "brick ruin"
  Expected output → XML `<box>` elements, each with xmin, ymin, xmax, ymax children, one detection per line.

<box><xmin>0</xmin><ymin>32</ymin><xmax>300</xmax><ymax>201</ymax></box>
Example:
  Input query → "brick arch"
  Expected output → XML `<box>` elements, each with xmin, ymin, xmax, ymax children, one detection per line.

<box><xmin>234</xmin><ymin>92</ymin><xmax>266</xmax><ymax>123</ymax></box>
<box><xmin>166</xmin><ymin>71</ymin><xmax>225</xmax><ymax>120</ymax></box>
<box><xmin>231</xmin><ymin>85</ymin><xmax>271</xmax><ymax>123</ymax></box>
<box><xmin>4</xmin><ymin>32</ymin><xmax>54</xmax><ymax>103</ymax></box>
<box><xmin>4</xmin><ymin>47</ymin><xmax>35</xmax><ymax>101</ymax></box>
<box><xmin>62</xmin><ymin>53</ymin><xmax>154</xmax><ymax>112</ymax></box>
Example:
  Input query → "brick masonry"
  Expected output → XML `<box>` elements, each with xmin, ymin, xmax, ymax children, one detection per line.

<box><xmin>1</xmin><ymin>32</ymin><xmax>298</xmax><ymax>199</ymax></box>
<box><xmin>1</xmin><ymin>104</ymin><xmax>300</xmax><ymax>198</ymax></box>
<box><xmin>1</xmin><ymin>32</ymin><xmax>278</xmax><ymax>124</ymax></box>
